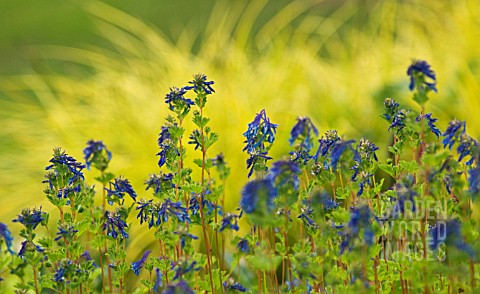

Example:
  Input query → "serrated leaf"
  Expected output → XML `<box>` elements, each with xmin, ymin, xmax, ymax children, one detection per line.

<box><xmin>378</xmin><ymin>163</ymin><xmax>396</xmax><ymax>178</ymax></box>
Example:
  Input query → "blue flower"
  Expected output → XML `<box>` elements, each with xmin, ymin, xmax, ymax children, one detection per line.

<box><xmin>131</xmin><ymin>250</ymin><xmax>152</xmax><ymax>276</ymax></box>
<box><xmin>172</xmin><ymin>260</ymin><xmax>200</xmax><ymax>281</ymax></box>
<box><xmin>382</xmin><ymin>98</ymin><xmax>400</xmax><ymax>121</ymax></box>
<box><xmin>314</xmin><ymin>130</ymin><xmax>340</xmax><ymax>159</ymax></box>
<box><xmin>103</xmin><ymin>211</ymin><xmax>129</xmax><ymax>239</ymax></box>
<box><xmin>145</xmin><ymin>173</ymin><xmax>175</xmax><ymax>195</ymax></box>
<box><xmin>153</xmin><ymin>268</ymin><xmax>163</xmax><ymax>293</ymax></box>
<box><xmin>268</xmin><ymin>160</ymin><xmax>301</xmax><ymax>191</ymax></box>
<box><xmin>46</xmin><ymin>148</ymin><xmax>85</xmax><ymax>185</ymax></box>
<box><xmin>219</xmin><ymin>213</ymin><xmax>241</xmax><ymax>232</ymax></box>
<box><xmin>330</xmin><ymin>139</ymin><xmax>355</xmax><ymax>171</ymax></box>
<box><xmin>223</xmin><ymin>277</ymin><xmax>247</xmax><ymax>292</ymax></box>
<box><xmin>407</xmin><ymin>59</ymin><xmax>437</xmax><ymax>92</ymax></box>
<box><xmin>105</xmin><ymin>177</ymin><xmax>137</xmax><ymax>205</ymax></box>
<box><xmin>354</xmin><ymin>138</ymin><xmax>379</xmax><ymax>162</ymax></box>
<box><xmin>442</xmin><ymin>119</ymin><xmax>466</xmax><ymax>149</ymax></box>
<box><xmin>157</xmin><ymin>199</ymin><xmax>190</xmax><ymax>225</ymax></box>
<box><xmin>158</xmin><ymin>126</ymin><xmax>171</xmax><ymax>146</ymax></box>
<box><xmin>80</xmin><ymin>250</ymin><xmax>97</xmax><ymax>267</ymax></box>
<box><xmin>212</xmin><ymin>153</ymin><xmax>226</xmax><ymax>166</ymax></box>
<box><xmin>0</xmin><ymin>223</ymin><xmax>14</xmax><ymax>254</ymax></box>
<box><xmin>56</xmin><ymin>184</ymin><xmax>81</xmax><ymax>199</ymax></box>
<box><xmin>243</xmin><ymin>110</ymin><xmax>278</xmax><ymax>149</ymax></box>
<box><xmin>243</xmin><ymin>109</ymin><xmax>278</xmax><ymax>177</ymax></box>
<box><xmin>18</xmin><ymin>240</ymin><xmax>45</xmax><ymax>259</ymax></box>
<box><xmin>339</xmin><ymin>205</ymin><xmax>374</xmax><ymax>254</ymax></box>
<box><xmin>188</xmin><ymin>191</ymin><xmax>217</xmax><ymax>217</ymax></box>
<box><xmin>163</xmin><ymin>280</ymin><xmax>195</xmax><ymax>294</ymax></box>
<box><xmin>12</xmin><ymin>207</ymin><xmax>46</xmax><ymax>231</ymax></box>
<box><xmin>389</xmin><ymin>109</ymin><xmax>409</xmax><ymax>132</ymax></box>
<box><xmin>54</xmin><ymin>264</ymin><xmax>67</xmax><ymax>283</ymax></box>
<box><xmin>185</xmin><ymin>73</ymin><xmax>215</xmax><ymax>95</ymax></box>
<box><xmin>156</xmin><ymin>126</ymin><xmax>180</xmax><ymax>168</ymax></box>
<box><xmin>355</xmin><ymin>172</ymin><xmax>374</xmax><ymax>196</ymax></box>
<box><xmin>351</xmin><ymin>139</ymin><xmax>378</xmax><ymax>195</ymax></box>
<box><xmin>469</xmin><ymin>165</ymin><xmax>480</xmax><ymax>198</ymax></box>
<box><xmin>298</xmin><ymin>206</ymin><xmax>317</xmax><ymax>228</ymax></box>
<box><xmin>313</xmin><ymin>130</ymin><xmax>354</xmax><ymax>171</ymax></box>
<box><xmin>165</xmin><ymin>87</ymin><xmax>194</xmax><ymax>111</ymax></box>
<box><xmin>173</xmin><ymin>230</ymin><xmax>198</xmax><ymax>249</ymax></box>
<box><xmin>54</xmin><ymin>225</ymin><xmax>78</xmax><ymax>242</ymax></box>
<box><xmin>83</xmin><ymin>140</ymin><xmax>112</xmax><ymax>170</ymax></box>
<box><xmin>53</xmin><ymin>260</ymin><xmax>79</xmax><ymax>284</ymax></box>
<box><xmin>240</xmin><ymin>179</ymin><xmax>277</xmax><ymax>214</ymax></box>
<box><xmin>456</xmin><ymin>134</ymin><xmax>477</xmax><ymax>165</ymax></box>
<box><xmin>416</xmin><ymin>113</ymin><xmax>442</xmax><ymax>138</ymax></box>
<box><xmin>136</xmin><ymin>199</ymin><xmax>154</xmax><ymax>227</ymax></box>
<box><xmin>237</xmin><ymin>238</ymin><xmax>250</xmax><ymax>254</ymax></box>
<box><xmin>245</xmin><ymin>151</ymin><xmax>272</xmax><ymax>178</ymax></box>
<box><xmin>289</xmin><ymin>117</ymin><xmax>318</xmax><ymax>154</ymax></box>
<box><xmin>429</xmin><ymin>219</ymin><xmax>475</xmax><ymax>258</ymax></box>
<box><xmin>311</xmin><ymin>191</ymin><xmax>339</xmax><ymax>211</ymax></box>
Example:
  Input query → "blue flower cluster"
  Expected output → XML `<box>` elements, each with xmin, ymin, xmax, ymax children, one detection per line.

<box><xmin>268</xmin><ymin>160</ymin><xmax>301</xmax><ymax>191</ymax></box>
<box><xmin>416</xmin><ymin>113</ymin><xmax>442</xmax><ymax>138</ymax></box>
<box><xmin>240</xmin><ymin>179</ymin><xmax>276</xmax><ymax>214</ymax></box>
<box><xmin>185</xmin><ymin>73</ymin><xmax>215</xmax><ymax>95</ymax></box>
<box><xmin>156</xmin><ymin>124</ymin><xmax>179</xmax><ymax>168</ymax></box>
<box><xmin>243</xmin><ymin>109</ymin><xmax>278</xmax><ymax>177</ymax></box>
<box><xmin>103</xmin><ymin>210</ymin><xmax>129</xmax><ymax>239</ymax></box>
<box><xmin>314</xmin><ymin>130</ymin><xmax>354</xmax><ymax>171</ymax></box>
<box><xmin>12</xmin><ymin>207</ymin><xmax>46</xmax><ymax>231</ymax></box>
<box><xmin>407</xmin><ymin>59</ymin><xmax>437</xmax><ymax>92</ymax></box>
<box><xmin>83</xmin><ymin>139</ymin><xmax>112</xmax><ymax>170</ymax></box>
<box><xmin>351</xmin><ymin>139</ymin><xmax>379</xmax><ymax>196</ymax></box>
<box><xmin>105</xmin><ymin>177</ymin><xmax>137</xmax><ymax>205</ymax></box>
<box><xmin>173</xmin><ymin>230</ymin><xmax>198</xmax><ymax>249</ymax></box>
<box><xmin>54</xmin><ymin>225</ymin><xmax>79</xmax><ymax>242</ymax></box>
<box><xmin>136</xmin><ymin>199</ymin><xmax>190</xmax><ymax>228</ymax></box>
<box><xmin>339</xmin><ymin>205</ymin><xmax>374</xmax><ymax>254</ymax></box>
<box><xmin>0</xmin><ymin>223</ymin><xmax>13</xmax><ymax>254</ymax></box>
<box><xmin>145</xmin><ymin>173</ymin><xmax>174</xmax><ymax>195</ymax></box>
<box><xmin>165</xmin><ymin>87</ymin><xmax>194</xmax><ymax>112</ymax></box>
<box><xmin>289</xmin><ymin>117</ymin><xmax>319</xmax><ymax>163</ymax></box>
<box><xmin>443</xmin><ymin>119</ymin><xmax>477</xmax><ymax>165</ymax></box>
<box><xmin>46</xmin><ymin>148</ymin><xmax>86</xmax><ymax>186</ymax></box>
<box><xmin>429</xmin><ymin>219</ymin><xmax>475</xmax><ymax>258</ymax></box>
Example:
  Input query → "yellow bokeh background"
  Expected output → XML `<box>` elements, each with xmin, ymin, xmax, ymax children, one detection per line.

<box><xmin>1</xmin><ymin>0</ymin><xmax>479</xmax><ymax>288</ymax></box>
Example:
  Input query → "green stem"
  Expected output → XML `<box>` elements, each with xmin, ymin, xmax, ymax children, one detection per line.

<box><xmin>199</xmin><ymin>105</ymin><xmax>215</xmax><ymax>294</ymax></box>
<box><xmin>263</xmin><ymin>270</ymin><xmax>268</xmax><ymax>293</ymax></box>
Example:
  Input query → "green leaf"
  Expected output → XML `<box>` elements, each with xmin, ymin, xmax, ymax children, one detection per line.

<box><xmin>94</xmin><ymin>172</ymin><xmax>115</xmax><ymax>185</ymax></box>
<box><xmin>378</xmin><ymin>163</ymin><xmax>396</xmax><ymax>178</ymax></box>
<box><xmin>245</xmin><ymin>254</ymin><xmax>282</xmax><ymax>272</ymax></box>
<box><xmin>204</xmin><ymin>132</ymin><xmax>219</xmax><ymax>150</ymax></box>
<box><xmin>193</xmin><ymin>158</ymin><xmax>203</xmax><ymax>168</ymax></box>
<box><xmin>399</xmin><ymin>160</ymin><xmax>419</xmax><ymax>173</ymax></box>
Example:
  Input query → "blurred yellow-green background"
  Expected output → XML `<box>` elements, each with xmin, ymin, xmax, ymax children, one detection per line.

<box><xmin>1</xmin><ymin>0</ymin><xmax>479</xmax><ymax>283</ymax></box>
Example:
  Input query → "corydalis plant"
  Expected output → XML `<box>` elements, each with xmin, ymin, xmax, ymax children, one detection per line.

<box><xmin>407</xmin><ymin>59</ymin><xmax>437</xmax><ymax>105</ymax></box>
<box><xmin>243</xmin><ymin>109</ymin><xmax>278</xmax><ymax>177</ymax></box>
<box><xmin>3</xmin><ymin>63</ymin><xmax>480</xmax><ymax>294</ymax></box>
<box><xmin>83</xmin><ymin>139</ymin><xmax>112</xmax><ymax>171</ymax></box>
<box><xmin>289</xmin><ymin>117</ymin><xmax>319</xmax><ymax>164</ymax></box>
